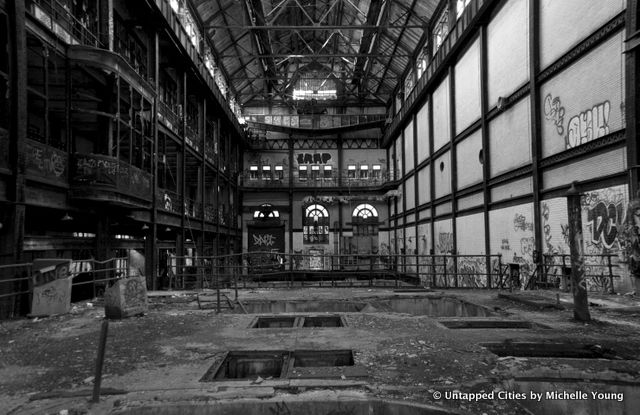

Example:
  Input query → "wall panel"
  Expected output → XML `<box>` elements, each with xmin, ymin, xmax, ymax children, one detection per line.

<box><xmin>487</xmin><ymin>0</ymin><xmax>529</xmax><ymax>106</ymax></box>
<box><xmin>489</xmin><ymin>96</ymin><xmax>532</xmax><ymax>177</ymax></box>
<box><xmin>395</xmin><ymin>136</ymin><xmax>403</xmax><ymax>175</ymax></box>
<box><xmin>458</xmin><ymin>191</ymin><xmax>484</xmax><ymax>211</ymax></box>
<box><xmin>491</xmin><ymin>177</ymin><xmax>533</xmax><ymax>203</ymax></box>
<box><xmin>454</xmin><ymin>39</ymin><xmax>481</xmax><ymax>134</ymax></box>
<box><xmin>433</xmin><ymin>219</ymin><xmax>453</xmax><ymax>254</ymax></box>
<box><xmin>432</xmin><ymin>76</ymin><xmax>451</xmax><ymax>152</ymax></box>
<box><xmin>417</xmin><ymin>101</ymin><xmax>430</xmax><ymax>164</ymax></box>
<box><xmin>435</xmin><ymin>202</ymin><xmax>452</xmax><ymax>217</ymax></box>
<box><xmin>456</xmin><ymin>129</ymin><xmax>483</xmax><ymax>189</ymax></box>
<box><xmin>540</xmin><ymin>32</ymin><xmax>625</xmax><ymax>158</ymax></box>
<box><xmin>489</xmin><ymin>202</ymin><xmax>535</xmax><ymax>284</ymax></box>
<box><xmin>417</xmin><ymin>166</ymin><xmax>431</xmax><ymax>206</ymax></box>
<box><xmin>540</xmin><ymin>0</ymin><xmax>626</xmax><ymax>69</ymax></box>
<box><xmin>406</xmin><ymin>176</ymin><xmax>416</xmax><ymax>211</ymax></box>
<box><xmin>542</xmin><ymin>148</ymin><xmax>626</xmax><ymax>190</ymax></box>
<box><xmin>434</xmin><ymin>151</ymin><xmax>452</xmax><ymax>199</ymax></box>
<box><xmin>404</xmin><ymin>121</ymin><xmax>415</xmax><ymax>172</ymax></box>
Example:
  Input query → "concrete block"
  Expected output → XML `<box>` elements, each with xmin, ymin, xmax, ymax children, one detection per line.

<box><xmin>104</xmin><ymin>276</ymin><xmax>148</xmax><ymax>319</ymax></box>
<box><xmin>30</xmin><ymin>259</ymin><xmax>73</xmax><ymax>317</ymax></box>
<box><xmin>31</xmin><ymin>277</ymin><xmax>72</xmax><ymax>317</ymax></box>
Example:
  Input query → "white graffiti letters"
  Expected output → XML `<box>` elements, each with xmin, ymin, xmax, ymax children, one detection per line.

<box><xmin>566</xmin><ymin>101</ymin><xmax>610</xmax><ymax>149</ymax></box>
<box><xmin>253</xmin><ymin>234</ymin><xmax>276</xmax><ymax>247</ymax></box>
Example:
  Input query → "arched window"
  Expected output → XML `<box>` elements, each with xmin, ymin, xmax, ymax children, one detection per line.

<box><xmin>352</xmin><ymin>204</ymin><xmax>379</xmax><ymax>236</ymax></box>
<box><xmin>254</xmin><ymin>203</ymin><xmax>279</xmax><ymax>219</ymax></box>
<box><xmin>353</xmin><ymin>204</ymin><xmax>378</xmax><ymax>219</ymax></box>
<box><xmin>304</xmin><ymin>204</ymin><xmax>329</xmax><ymax>244</ymax></box>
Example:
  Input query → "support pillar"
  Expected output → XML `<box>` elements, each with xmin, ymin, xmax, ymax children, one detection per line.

<box><xmin>566</xmin><ymin>182</ymin><xmax>591</xmax><ymax>322</ymax></box>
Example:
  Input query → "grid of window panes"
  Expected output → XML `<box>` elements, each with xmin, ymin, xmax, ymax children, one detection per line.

<box><xmin>433</xmin><ymin>6</ymin><xmax>449</xmax><ymax>51</ymax></box>
<box><xmin>303</xmin><ymin>204</ymin><xmax>329</xmax><ymax>244</ymax></box>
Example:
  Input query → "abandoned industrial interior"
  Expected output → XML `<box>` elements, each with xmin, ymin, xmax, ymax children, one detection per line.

<box><xmin>2</xmin><ymin>0</ymin><xmax>640</xmax><ymax>414</ymax></box>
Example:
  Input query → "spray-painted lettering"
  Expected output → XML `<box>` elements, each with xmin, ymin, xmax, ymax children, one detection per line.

<box><xmin>566</xmin><ymin>101</ymin><xmax>610</xmax><ymax>149</ymax></box>
<box><xmin>297</xmin><ymin>153</ymin><xmax>332</xmax><ymax>164</ymax></box>
<box><xmin>253</xmin><ymin>234</ymin><xmax>276</xmax><ymax>247</ymax></box>
<box><xmin>513</xmin><ymin>213</ymin><xmax>533</xmax><ymax>232</ymax></box>
<box><xmin>543</xmin><ymin>94</ymin><xmax>565</xmax><ymax>136</ymax></box>
<box><xmin>587</xmin><ymin>201</ymin><xmax>624</xmax><ymax>250</ymax></box>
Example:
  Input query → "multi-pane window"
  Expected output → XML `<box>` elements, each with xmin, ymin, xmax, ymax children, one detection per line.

<box><xmin>372</xmin><ymin>165</ymin><xmax>382</xmax><ymax>180</ymax></box>
<box><xmin>347</xmin><ymin>164</ymin><xmax>356</xmax><ymax>179</ymax></box>
<box><xmin>433</xmin><ymin>6</ymin><xmax>449</xmax><ymax>51</ymax></box>
<box><xmin>323</xmin><ymin>165</ymin><xmax>332</xmax><ymax>179</ymax></box>
<box><xmin>299</xmin><ymin>165</ymin><xmax>308</xmax><ymax>181</ymax></box>
<box><xmin>254</xmin><ymin>203</ymin><xmax>279</xmax><ymax>219</ymax></box>
<box><xmin>352</xmin><ymin>204</ymin><xmax>379</xmax><ymax>236</ymax></box>
<box><xmin>26</xmin><ymin>34</ymin><xmax>67</xmax><ymax>151</ymax></box>
<box><xmin>275</xmin><ymin>165</ymin><xmax>284</xmax><ymax>180</ymax></box>
<box><xmin>249</xmin><ymin>165</ymin><xmax>259</xmax><ymax>180</ymax></box>
<box><xmin>304</xmin><ymin>204</ymin><xmax>329</xmax><ymax>244</ymax></box>
<box><xmin>113</xmin><ymin>13</ymin><xmax>148</xmax><ymax>79</ymax></box>
<box><xmin>359</xmin><ymin>165</ymin><xmax>369</xmax><ymax>179</ymax></box>
<box><xmin>262</xmin><ymin>165</ymin><xmax>272</xmax><ymax>180</ymax></box>
<box><xmin>311</xmin><ymin>165</ymin><xmax>320</xmax><ymax>180</ymax></box>
<box><xmin>457</xmin><ymin>0</ymin><xmax>472</xmax><ymax>19</ymax></box>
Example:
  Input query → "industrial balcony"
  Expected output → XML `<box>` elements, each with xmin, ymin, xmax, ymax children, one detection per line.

<box><xmin>245</xmin><ymin>113</ymin><xmax>387</xmax><ymax>130</ymax></box>
<box><xmin>70</xmin><ymin>153</ymin><xmax>152</xmax><ymax>207</ymax></box>
<box><xmin>239</xmin><ymin>171</ymin><xmax>399</xmax><ymax>189</ymax></box>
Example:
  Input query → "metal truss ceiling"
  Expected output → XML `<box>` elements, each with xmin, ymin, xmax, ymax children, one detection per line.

<box><xmin>192</xmin><ymin>0</ymin><xmax>440</xmax><ymax>108</ymax></box>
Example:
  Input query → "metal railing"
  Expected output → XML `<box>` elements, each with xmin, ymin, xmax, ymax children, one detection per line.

<box><xmin>0</xmin><ymin>263</ymin><xmax>33</xmax><ymax>318</ymax></box>
<box><xmin>28</xmin><ymin>0</ymin><xmax>102</xmax><ymax>48</ymax></box>
<box><xmin>0</xmin><ymin>257</ymin><xmax>132</xmax><ymax>319</ymax></box>
<box><xmin>239</xmin><ymin>171</ymin><xmax>400</xmax><ymax>188</ymax></box>
<box><xmin>157</xmin><ymin>100</ymin><xmax>182</xmax><ymax>136</ymax></box>
<box><xmin>163</xmin><ymin>252</ymin><xmax>510</xmax><ymax>291</ymax></box>
<box><xmin>245</xmin><ymin>113</ymin><xmax>387</xmax><ymax>129</ymax></box>
<box><xmin>71</xmin><ymin>153</ymin><xmax>153</xmax><ymax>201</ymax></box>
<box><xmin>532</xmin><ymin>253</ymin><xmax>621</xmax><ymax>294</ymax></box>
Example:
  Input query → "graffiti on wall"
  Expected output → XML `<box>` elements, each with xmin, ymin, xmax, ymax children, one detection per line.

<box><xmin>436</xmin><ymin>232</ymin><xmax>453</xmax><ymax>254</ymax></box>
<box><xmin>520</xmin><ymin>237</ymin><xmax>535</xmax><ymax>257</ymax></box>
<box><xmin>541</xmin><ymin>201</ymin><xmax>569</xmax><ymax>255</ymax></box>
<box><xmin>253</xmin><ymin>234</ymin><xmax>276</xmax><ymax>247</ymax></box>
<box><xmin>296</xmin><ymin>152</ymin><xmax>332</xmax><ymax>164</ymax></box>
<box><xmin>583</xmin><ymin>188</ymin><xmax>626</xmax><ymax>252</ymax></box>
<box><xmin>456</xmin><ymin>257</ymin><xmax>487</xmax><ymax>288</ymax></box>
<box><xmin>566</xmin><ymin>101</ymin><xmax>611</xmax><ymax>149</ymax></box>
<box><xmin>543</xmin><ymin>94</ymin><xmax>612</xmax><ymax>150</ymax></box>
<box><xmin>513</xmin><ymin>213</ymin><xmax>534</xmax><ymax>232</ymax></box>
<box><xmin>543</xmin><ymin>94</ymin><xmax>566</xmax><ymax>135</ymax></box>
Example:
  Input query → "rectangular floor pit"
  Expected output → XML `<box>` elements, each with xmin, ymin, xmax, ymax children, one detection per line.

<box><xmin>249</xmin><ymin>315</ymin><xmax>345</xmax><ymax>328</ymax></box>
<box><xmin>202</xmin><ymin>350</ymin><xmax>364</xmax><ymax>382</ymax></box>
<box><xmin>251</xmin><ymin>316</ymin><xmax>298</xmax><ymax>328</ymax></box>
<box><xmin>302</xmin><ymin>315</ymin><xmax>345</xmax><ymax>327</ymax></box>
<box><xmin>292</xmin><ymin>350</ymin><xmax>354</xmax><ymax>367</ymax></box>
<box><xmin>440</xmin><ymin>320</ymin><xmax>548</xmax><ymax>329</ymax></box>
<box><xmin>482</xmin><ymin>342</ymin><xmax>628</xmax><ymax>359</ymax></box>
<box><xmin>201</xmin><ymin>351</ymin><xmax>288</xmax><ymax>381</ymax></box>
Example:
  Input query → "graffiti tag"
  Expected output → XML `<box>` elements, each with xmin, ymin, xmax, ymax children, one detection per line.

<box><xmin>513</xmin><ymin>213</ymin><xmax>533</xmax><ymax>232</ymax></box>
<box><xmin>253</xmin><ymin>234</ymin><xmax>276</xmax><ymax>247</ymax></box>
<box><xmin>566</xmin><ymin>101</ymin><xmax>610</xmax><ymax>149</ymax></box>
<box><xmin>587</xmin><ymin>201</ymin><xmax>624</xmax><ymax>250</ymax></box>
<box><xmin>543</xmin><ymin>94</ymin><xmax>565</xmax><ymax>135</ymax></box>
<box><xmin>436</xmin><ymin>232</ymin><xmax>453</xmax><ymax>254</ymax></box>
<box><xmin>296</xmin><ymin>152</ymin><xmax>332</xmax><ymax>164</ymax></box>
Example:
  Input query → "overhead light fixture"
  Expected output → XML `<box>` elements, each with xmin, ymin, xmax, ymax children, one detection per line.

<box><xmin>141</xmin><ymin>224</ymin><xmax>149</xmax><ymax>231</ymax></box>
<box><xmin>61</xmin><ymin>213</ymin><xmax>73</xmax><ymax>221</ymax></box>
<box><xmin>165</xmin><ymin>227</ymin><xmax>172</xmax><ymax>232</ymax></box>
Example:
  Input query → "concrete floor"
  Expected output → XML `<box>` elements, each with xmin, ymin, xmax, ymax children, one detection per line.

<box><xmin>1</xmin><ymin>288</ymin><xmax>640</xmax><ymax>414</ymax></box>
